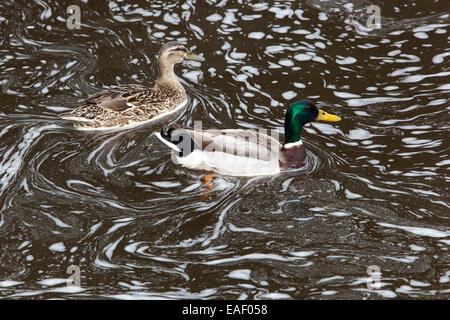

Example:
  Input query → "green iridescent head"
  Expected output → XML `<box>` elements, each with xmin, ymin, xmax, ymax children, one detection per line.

<box><xmin>284</xmin><ymin>99</ymin><xmax>341</xmax><ymax>144</ymax></box>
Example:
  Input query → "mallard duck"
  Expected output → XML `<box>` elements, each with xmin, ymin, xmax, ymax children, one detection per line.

<box><xmin>59</xmin><ymin>41</ymin><xmax>204</xmax><ymax>130</ymax></box>
<box><xmin>155</xmin><ymin>99</ymin><xmax>341</xmax><ymax>176</ymax></box>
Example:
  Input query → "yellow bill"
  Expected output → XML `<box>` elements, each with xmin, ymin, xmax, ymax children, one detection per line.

<box><xmin>316</xmin><ymin>109</ymin><xmax>342</xmax><ymax>122</ymax></box>
<box><xmin>185</xmin><ymin>51</ymin><xmax>205</xmax><ymax>61</ymax></box>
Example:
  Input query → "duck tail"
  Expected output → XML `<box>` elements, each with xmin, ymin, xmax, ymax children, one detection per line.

<box><xmin>154</xmin><ymin>127</ymin><xmax>181</xmax><ymax>152</ymax></box>
<box><xmin>160</xmin><ymin>127</ymin><xmax>175</xmax><ymax>140</ymax></box>
<box><xmin>58</xmin><ymin>112</ymin><xmax>94</xmax><ymax>123</ymax></box>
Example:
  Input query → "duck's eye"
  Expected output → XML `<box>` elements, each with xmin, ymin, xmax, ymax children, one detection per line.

<box><xmin>305</xmin><ymin>105</ymin><xmax>311</xmax><ymax>111</ymax></box>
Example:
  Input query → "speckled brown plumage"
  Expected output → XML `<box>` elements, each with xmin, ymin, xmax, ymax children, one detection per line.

<box><xmin>58</xmin><ymin>41</ymin><xmax>200</xmax><ymax>129</ymax></box>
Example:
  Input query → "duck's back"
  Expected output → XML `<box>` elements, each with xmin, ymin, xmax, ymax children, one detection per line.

<box><xmin>59</xmin><ymin>82</ymin><xmax>187</xmax><ymax>130</ymax></box>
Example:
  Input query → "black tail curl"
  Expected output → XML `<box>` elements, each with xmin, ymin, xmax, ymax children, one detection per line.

<box><xmin>160</xmin><ymin>127</ymin><xmax>176</xmax><ymax>142</ymax></box>
<box><xmin>159</xmin><ymin>127</ymin><xmax>196</xmax><ymax>157</ymax></box>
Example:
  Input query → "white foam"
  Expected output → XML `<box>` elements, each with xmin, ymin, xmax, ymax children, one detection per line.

<box><xmin>150</xmin><ymin>181</ymin><xmax>182</xmax><ymax>188</ymax></box>
<box><xmin>227</xmin><ymin>269</ymin><xmax>251</xmax><ymax>280</ymax></box>
<box><xmin>223</xmin><ymin>9</ymin><xmax>237</xmax><ymax>25</ymax></box>
<box><xmin>294</xmin><ymin>53</ymin><xmax>312</xmax><ymax>61</ymax></box>
<box><xmin>401</xmin><ymin>71</ymin><xmax>450</xmax><ymax>83</ymax></box>
<box><xmin>317</xmin><ymin>276</ymin><xmax>344</xmax><ymax>284</ymax></box>
<box><xmin>183</xmin><ymin>70</ymin><xmax>202</xmax><ymax>83</ymax></box>
<box><xmin>348</xmin><ymin>128</ymin><xmax>373</xmax><ymax>140</ymax></box>
<box><xmin>336</xmin><ymin>56</ymin><xmax>357</xmax><ymax>65</ymax></box>
<box><xmin>282</xmin><ymin>90</ymin><xmax>297</xmax><ymax>100</ymax></box>
<box><xmin>203</xmin><ymin>253</ymin><xmax>302</xmax><ymax>265</ymax></box>
<box><xmin>410</xmin><ymin>280</ymin><xmax>430</xmax><ymax>287</ymax></box>
<box><xmin>409</xmin><ymin>244</ymin><xmax>426</xmax><ymax>252</ymax></box>
<box><xmin>289</xmin><ymin>251</ymin><xmax>315</xmax><ymax>258</ymax></box>
<box><xmin>321</xmin><ymin>290</ymin><xmax>337</xmax><ymax>295</ymax></box>
<box><xmin>413</xmin><ymin>24</ymin><xmax>449</xmax><ymax>32</ymax></box>
<box><xmin>42</xmin><ymin>212</ymin><xmax>72</xmax><ymax>228</ymax></box>
<box><xmin>106</xmin><ymin>221</ymin><xmax>132</xmax><ymax>234</ymax></box>
<box><xmin>432</xmin><ymin>52</ymin><xmax>450</xmax><ymax>64</ymax></box>
<box><xmin>315</xmin><ymin>41</ymin><xmax>326</xmax><ymax>49</ymax></box>
<box><xmin>378</xmin><ymin>222</ymin><xmax>450</xmax><ymax>238</ymax></box>
<box><xmin>413</xmin><ymin>32</ymin><xmax>428</xmax><ymax>39</ymax></box>
<box><xmin>229</xmin><ymin>224</ymin><xmax>269</xmax><ymax>234</ymax></box>
<box><xmin>259</xmin><ymin>292</ymin><xmax>292</xmax><ymax>299</ymax></box>
<box><xmin>49</xmin><ymin>242</ymin><xmax>66</xmax><ymax>252</ymax></box>
<box><xmin>104</xmin><ymin>236</ymin><xmax>123</xmax><ymax>260</ymax></box>
<box><xmin>180</xmin><ymin>182</ymin><xmax>201</xmax><ymax>192</ymax></box>
<box><xmin>38</xmin><ymin>278</ymin><xmax>68</xmax><ymax>286</ymax></box>
<box><xmin>436</xmin><ymin>159</ymin><xmax>450</xmax><ymax>166</ymax></box>
<box><xmin>346</xmin><ymin>96</ymin><xmax>413</xmax><ymax>107</ymax></box>
<box><xmin>248</xmin><ymin>32</ymin><xmax>265</xmax><ymax>39</ymax></box>
<box><xmin>18</xmin><ymin>241</ymin><xmax>31</xmax><ymax>250</ymax></box>
<box><xmin>313</xmin><ymin>56</ymin><xmax>327</xmax><ymax>64</ymax></box>
<box><xmin>279</xmin><ymin>59</ymin><xmax>294</xmax><ymax>67</ymax></box>
<box><xmin>387</xmin><ymin>50</ymin><xmax>401</xmax><ymax>57</ymax></box>
<box><xmin>318</xmin><ymin>12</ymin><xmax>328</xmax><ymax>21</ymax></box>
<box><xmin>274</xmin><ymin>26</ymin><xmax>290</xmax><ymax>33</ymax></box>
<box><xmin>345</xmin><ymin>189</ymin><xmax>362</xmax><ymax>199</ymax></box>
<box><xmin>0</xmin><ymin>280</ymin><xmax>23</xmax><ymax>287</ymax></box>
<box><xmin>389</xmin><ymin>66</ymin><xmax>422</xmax><ymax>77</ymax></box>
<box><xmin>334</xmin><ymin>91</ymin><xmax>360</xmax><ymax>98</ymax></box>
<box><xmin>206</xmin><ymin>13</ymin><xmax>222</xmax><ymax>22</ymax></box>
<box><xmin>268</xmin><ymin>7</ymin><xmax>293</xmax><ymax>19</ymax></box>
<box><xmin>329</xmin><ymin>211</ymin><xmax>351</xmax><ymax>217</ymax></box>
<box><xmin>188</xmin><ymin>245</ymin><xmax>227</xmax><ymax>255</ymax></box>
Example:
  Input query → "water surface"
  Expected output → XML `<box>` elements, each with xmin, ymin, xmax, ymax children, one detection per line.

<box><xmin>0</xmin><ymin>0</ymin><xmax>449</xmax><ymax>299</ymax></box>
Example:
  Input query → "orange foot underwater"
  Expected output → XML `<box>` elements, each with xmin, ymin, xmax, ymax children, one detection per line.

<box><xmin>201</xmin><ymin>174</ymin><xmax>214</xmax><ymax>200</ymax></box>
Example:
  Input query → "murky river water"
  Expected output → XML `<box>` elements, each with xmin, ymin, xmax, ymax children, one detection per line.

<box><xmin>0</xmin><ymin>0</ymin><xmax>449</xmax><ymax>299</ymax></box>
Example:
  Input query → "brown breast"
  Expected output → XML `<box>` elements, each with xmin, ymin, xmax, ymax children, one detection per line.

<box><xmin>279</xmin><ymin>144</ymin><xmax>307</xmax><ymax>171</ymax></box>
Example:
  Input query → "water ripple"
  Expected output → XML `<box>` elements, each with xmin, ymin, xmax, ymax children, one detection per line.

<box><xmin>0</xmin><ymin>0</ymin><xmax>448</xmax><ymax>299</ymax></box>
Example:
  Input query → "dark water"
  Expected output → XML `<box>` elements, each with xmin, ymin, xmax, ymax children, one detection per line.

<box><xmin>0</xmin><ymin>0</ymin><xmax>449</xmax><ymax>299</ymax></box>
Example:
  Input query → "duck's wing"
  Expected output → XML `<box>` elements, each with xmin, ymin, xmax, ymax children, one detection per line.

<box><xmin>194</xmin><ymin>129</ymin><xmax>281</xmax><ymax>162</ymax></box>
<box><xmin>80</xmin><ymin>84</ymin><xmax>148</xmax><ymax>103</ymax></box>
<box><xmin>159</xmin><ymin>128</ymin><xmax>281</xmax><ymax>162</ymax></box>
<box><xmin>78</xmin><ymin>84</ymin><xmax>160</xmax><ymax>112</ymax></box>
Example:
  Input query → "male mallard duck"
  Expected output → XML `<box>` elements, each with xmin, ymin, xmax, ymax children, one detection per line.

<box><xmin>155</xmin><ymin>99</ymin><xmax>341</xmax><ymax>176</ymax></box>
<box><xmin>59</xmin><ymin>41</ymin><xmax>204</xmax><ymax>130</ymax></box>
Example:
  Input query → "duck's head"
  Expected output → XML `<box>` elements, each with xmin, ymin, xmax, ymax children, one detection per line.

<box><xmin>284</xmin><ymin>99</ymin><xmax>341</xmax><ymax>144</ymax></box>
<box><xmin>158</xmin><ymin>41</ymin><xmax>204</xmax><ymax>66</ymax></box>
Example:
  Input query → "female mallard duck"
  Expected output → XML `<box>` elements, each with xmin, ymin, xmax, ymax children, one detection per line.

<box><xmin>59</xmin><ymin>41</ymin><xmax>204</xmax><ymax>130</ymax></box>
<box><xmin>155</xmin><ymin>99</ymin><xmax>341</xmax><ymax>176</ymax></box>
